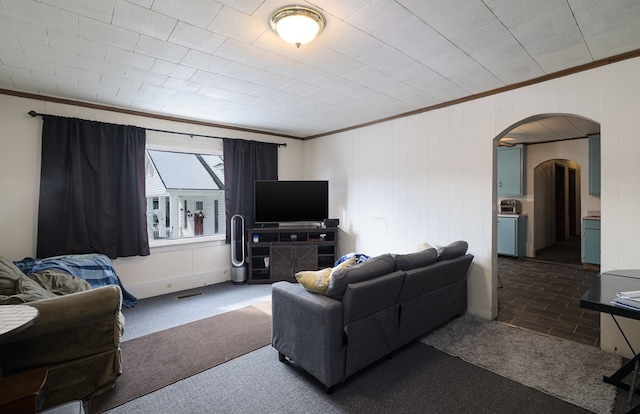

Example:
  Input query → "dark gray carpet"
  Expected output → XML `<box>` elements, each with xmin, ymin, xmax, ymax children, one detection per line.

<box><xmin>104</xmin><ymin>341</ymin><xmax>591</xmax><ymax>413</ymax></box>
<box><xmin>90</xmin><ymin>305</ymin><xmax>271</xmax><ymax>413</ymax></box>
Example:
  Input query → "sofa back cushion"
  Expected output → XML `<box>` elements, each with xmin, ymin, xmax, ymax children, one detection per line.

<box><xmin>325</xmin><ymin>254</ymin><xmax>395</xmax><ymax>300</ymax></box>
<box><xmin>394</xmin><ymin>248</ymin><xmax>438</xmax><ymax>271</ymax></box>
<box><xmin>437</xmin><ymin>240</ymin><xmax>468</xmax><ymax>261</ymax></box>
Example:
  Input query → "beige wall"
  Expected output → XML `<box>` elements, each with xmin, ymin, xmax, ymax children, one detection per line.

<box><xmin>304</xmin><ymin>57</ymin><xmax>640</xmax><ymax>358</ymax></box>
<box><xmin>0</xmin><ymin>94</ymin><xmax>303</xmax><ymax>298</ymax></box>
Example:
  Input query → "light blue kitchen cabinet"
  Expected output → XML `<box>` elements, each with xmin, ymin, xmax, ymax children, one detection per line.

<box><xmin>589</xmin><ymin>134</ymin><xmax>601</xmax><ymax>196</ymax></box>
<box><xmin>498</xmin><ymin>144</ymin><xmax>526</xmax><ymax>196</ymax></box>
<box><xmin>497</xmin><ymin>215</ymin><xmax>527</xmax><ymax>258</ymax></box>
<box><xmin>582</xmin><ymin>218</ymin><xmax>601</xmax><ymax>265</ymax></box>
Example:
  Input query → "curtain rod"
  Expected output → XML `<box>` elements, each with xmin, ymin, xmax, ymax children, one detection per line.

<box><xmin>28</xmin><ymin>110</ymin><xmax>287</xmax><ymax>147</ymax></box>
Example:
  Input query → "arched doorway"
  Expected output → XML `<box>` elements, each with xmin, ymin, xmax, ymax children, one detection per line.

<box><xmin>494</xmin><ymin>114</ymin><xmax>601</xmax><ymax>346</ymax></box>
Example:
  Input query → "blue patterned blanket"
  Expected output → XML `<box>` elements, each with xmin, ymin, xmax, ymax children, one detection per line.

<box><xmin>13</xmin><ymin>254</ymin><xmax>137</xmax><ymax>308</ymax></box>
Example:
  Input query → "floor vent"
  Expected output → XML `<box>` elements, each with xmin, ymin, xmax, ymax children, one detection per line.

<box><xmin>176</xmin><ymin>291</ymin><xmax>204</xmax><ymax>300</ymax></box>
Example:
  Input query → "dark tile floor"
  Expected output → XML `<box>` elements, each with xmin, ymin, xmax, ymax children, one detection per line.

<box><xmin>497</xmin><ymin>237</ymin><xmax>602</xmax><ymax>347</ymax></box>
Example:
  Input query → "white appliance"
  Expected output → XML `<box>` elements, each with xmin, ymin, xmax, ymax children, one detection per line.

<box><xmin>230</xmin><ymin>214</ymin><xmax>247</xmax><ymax>284</ymax></box>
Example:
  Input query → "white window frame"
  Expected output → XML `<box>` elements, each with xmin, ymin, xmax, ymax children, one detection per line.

<box><xmin>145</xmin><ymin>139</ymin><xmax>226</xmax><ymax>249</ymax></box>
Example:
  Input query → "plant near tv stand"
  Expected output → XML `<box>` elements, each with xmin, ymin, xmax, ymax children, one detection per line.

<box><xmin>247</xmin><ymin>226</ymin><xmax>338</xmax><ymax>284</ymax></box>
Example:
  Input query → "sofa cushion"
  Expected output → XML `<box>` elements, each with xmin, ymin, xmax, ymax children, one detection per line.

<box><xmin>0</xmin><ymin>256</ymin><xmax>24</xmax><ymax>295</ymax></box>
<box><xmin>394</xmin><ymin>248</ymin><xmax>438</xmax><ymax>271</ymax></box>
<box><xmin>437</xmin><ymin>240</ymin><xmax>469</xmax><ymax>261</ymax></box>
<box><xmin>325</xmin><ymin>254</ymin><xmax>395</xmax><ymax>300</ymax></box>
<box><xmin>295</xmin><ymin>256</ymin><xmax>357</xmax><ymax>295</ymax></box>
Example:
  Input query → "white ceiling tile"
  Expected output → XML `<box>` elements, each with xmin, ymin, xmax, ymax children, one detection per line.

<box><xmin>208</xmin><ymin>6</ymin><xmax>267</xmax><ymax>43</ymax></box>
<box><xmin>0</xmin><ymin>63</ymin><xmax>34</xmax><ymax>83</ymax></box>
<box><xmin>79</xmin><ymin>56</ymin><xmax>127</xmax><ymax>77</ymax></box>
<box><xmin>20</xmin><ymin>42</ymin><xmax>79</xmax><ymax>68</ymax></box>
<box><xmin>79</xmin><ymin>16</ymin><xmax>139</xmax><ymax>51</ymax></box>
<box><xmin>168</xmin><ymin>22</ymin><xmax>226</xmax><ymax>54</ymax></box>
<box><xmin>124</xmin><ymin>67</ymin><xmax>168</xmax><ymax>86</ymax></box>
<box><xmin>251</xmin><ymin>53</ymin><xmax>298</xmax><ymax>76</ymax></box>
<box><xmin>151</xmin><ymin>60</ymin><xmax>197</xmax><ymax>80</ymax></box>
<box><xmin>126</xmin><ymin>0</ymin><xmax>154</xmax><ymax>9</ymax></box>
<box><xmin>217</xmin><ymin>0</ymin><xmax>263</xmax><ymax>14</ymax></box>
<box><xmin>140</xmin><ymin>83</ymin><xmax>178</xmax><ymax>98</ymax></box>
<box><xmin>32</xmin><ymin>71</ymin><xmax>78</xmax><ymax>90</ymax></box>
<box><xmin>573</xmin><ymin>0</ymin><xmax>640</xmax><ymax>59</ymax></box>
<box><xmin>198</xmin><ymin>86</ymin><xmax>259</xmax><ymax>105</ymax></box>
<box><xmin>218</xmin><ymin>61</ymin><xmax>263</xmax><ymax>81</ymax></box>
<box><xmin>283</xmin><ymin>64</ymin><xmax>328</xmax><ymax>84</ymax></box>
<box><xmin>162</xmin><ymin>77</ymin><xmax>202</xmax><ymax>93</ymax></box>
<box><xmin>135</xmin><ymin>35</ymin><xmax>189</xmax><ymax>63</ymax></box>
<box><xmin>4</xmin><ymin>0</ymin><xmax>78</xmax><ymax>35</ymax></box>
<box><xmin>54</xmin><ymin>65</ymin><xmax>101</xmax><ymax>84</ymax></box>
<box><xmin>533</xmin><ymin>42</ymin><xmax>592</xmax><ymax>74</ymax></box>
<box><xmin>42</xmin><ymin>0</ymin><xmax>115</xmax><ymax>23</ymax></box>
<box><xmin>100</xmin><ymin>74</ymin><xmax>143</xmax><ymax>91</ymax></box>
<box><xmin>80</xmin><ymin>80</ymin><xmax>119</xmax><ymax>98</ymax></box>
<box><xmin>345</xmin><ymin>0</ymin><xmax>413</xmax><ymax>37</ymax></box>
<box><xmin>1</xmin><ymin>53</ymin><xmax>55</xmax><ymax>74</ymax></box>
<box><xmin>113</xmin><ymin>0</ymin><xmax>177</xmax><ymax>41</ymax></box>
<box><xmin>0</xmin><ymin>0</ymin><xmax>637</xmax><ymax>137</ymax></box>
<box><xmin>279</xmin><ymin>80</ymin><xmax>317</xmax><ymax>96</ymax></box>
<box><xmin>181</xmin><ymin>50</ymin><xmax>228</xmax><ymax>73</ymax></box>
<box><xmin>252</xmin><ymin>86</ymin><xmax>288</xmax><ymax>101</ymax></box>
<box><xmin>105</xmin><ymin>46</ymin><xmax>156</xmax><ymax>71</ymax></box>
<box><xmin>0</xmin><ymin>34</ymin><xmax>22</xmax><ymax>55</ymax></box>
<box><xmin>117</xmin><ymin>88</ymin><xmax>155</xmax><ymax>103</ymax></box>
<box><xmin>0</xmin><ymin>15</ymin><xmax>48</xmax><ymax>45</ymax></box>
<box><xmin>151</xmin><ymin>0</ymin><xmax>223</xmax><ymax>29</ymax></box>
<box><xmin>253</xmin><ymin>71</ymin><xmax>291</xmax><ymax>89</ymax></box>
<box><xmin>48</xmin><ymin>31</ymin><xmax>107</xmax><ymax>59</ymax></box>
<box><xmin>214</xmin><ymin>39</ymin><xmax>265</xmax><ymax>65</ymax></box>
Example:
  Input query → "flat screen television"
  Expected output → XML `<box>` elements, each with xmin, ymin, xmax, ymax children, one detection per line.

<box><xmin>254</xmin><ymin>180</ymin><xmax>328</xmax><ymax>225</ymax></box>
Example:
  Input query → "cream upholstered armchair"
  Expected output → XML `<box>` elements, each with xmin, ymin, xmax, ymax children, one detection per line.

<box><xmin>0</xmin><ymin>257</ymin><xmax>124</xmax><ymax>410</ymax></box>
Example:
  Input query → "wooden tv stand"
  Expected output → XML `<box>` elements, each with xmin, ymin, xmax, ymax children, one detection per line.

<box><xmin>247</xmin><ymin>226</ymin><xmax>338</xmax><ymax>284</ymax></box>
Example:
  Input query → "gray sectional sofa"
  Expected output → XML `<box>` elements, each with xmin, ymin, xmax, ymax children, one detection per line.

<box><xmin>271</xmin><ymin>241</ymin><xmax>473</xmax><ymax>391</ymax></box>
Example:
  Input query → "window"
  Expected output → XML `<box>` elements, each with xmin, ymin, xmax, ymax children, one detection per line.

<box><xmin>145</xmin><ymin>149</ymin><xmax>225</xmax><ymax>243</ymax></box>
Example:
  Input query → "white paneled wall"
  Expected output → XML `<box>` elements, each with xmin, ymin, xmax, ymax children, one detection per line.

<box><xmin>306</xmin><ymin>57</ymin><xmax>640</xmax><ymax>356</ymax></box>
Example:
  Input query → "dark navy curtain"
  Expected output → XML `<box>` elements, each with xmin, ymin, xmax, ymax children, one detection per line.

<box><xmin>37</xmin><ymin>115</ymin><xmax>149</xmax><ymax>259</ymax></box>
<box><xmin>223</xmin><ymin>139</ymin><xmax>278</xmax><ymax>242</ymax></box>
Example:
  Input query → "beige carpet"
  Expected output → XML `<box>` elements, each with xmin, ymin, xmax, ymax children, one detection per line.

<box><xmin>89</xmin><ymin>304</ymin><xmax>272</xmax><ymax>413</ymax></box>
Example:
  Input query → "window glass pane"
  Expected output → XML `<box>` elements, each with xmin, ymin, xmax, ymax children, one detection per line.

<box><xmin>145</xmin><ymin>149</ymin><xmax>225</xmax><ymax>241</ymax></box>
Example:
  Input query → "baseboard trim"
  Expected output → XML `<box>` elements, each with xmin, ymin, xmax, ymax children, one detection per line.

<box><xmin>126</xmin><ymin>268</ymin><xmax>231</xmax><ymax>300</ymax></box>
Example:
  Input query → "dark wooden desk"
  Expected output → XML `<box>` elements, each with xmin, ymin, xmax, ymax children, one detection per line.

<box><xmin>581</xmin><ymin>270</ymin><xmax>640</xmax><ymax>413</ymax></box>
<box><xmin>0</xmin><ymin>305</ymin><xmax>46</xmax><ymax>413</ymax></box>
<box><xmin>0</xmin><ymin>367</ymin><xmax>47</xmax><ymax>414</ymax></box>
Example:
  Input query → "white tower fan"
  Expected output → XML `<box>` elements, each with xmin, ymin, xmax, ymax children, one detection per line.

<box><xmin>230</xmin><ymin>214</ymin><xmax>247</xmax><ymax>284</ymax></box>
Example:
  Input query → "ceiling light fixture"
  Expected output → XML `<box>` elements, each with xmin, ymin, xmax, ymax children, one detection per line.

<box><xmin>270</xmin><ymin>6</ymin><xmax>325</xmax><ymax>48</ymax></box>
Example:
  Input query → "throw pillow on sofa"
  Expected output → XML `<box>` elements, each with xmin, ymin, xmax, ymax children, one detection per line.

<box><xmin>325</xmin><ymin>253</ymin><xmax>395</xmax><ymax>300</ymax></box>
<box><xmin>296</xmin><ymin>256</ymin><xmax>357</xmax><ymax>295</ymax></box>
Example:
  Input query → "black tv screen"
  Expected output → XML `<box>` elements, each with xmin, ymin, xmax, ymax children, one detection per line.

<box><xmin>254</xmin><ymin>180</ymin><xmax>328</xmax><ymax>224</ymax></box>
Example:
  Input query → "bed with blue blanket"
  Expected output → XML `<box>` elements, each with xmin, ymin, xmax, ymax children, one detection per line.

<box><xmin>13</xmin><ymin>253</ymin><xmax>137</xmax><ymax>308</ymax></box>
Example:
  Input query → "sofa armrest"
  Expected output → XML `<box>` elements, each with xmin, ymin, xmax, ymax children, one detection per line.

<box><xmin>0</xmin><ymin>285</ymin><xmax>124</xmax><ymax>373</ymax></box>
<box><xmin>271</xmin><ymin>281</ymin><xmax>346</xmax><ymax>388</ymax></box>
